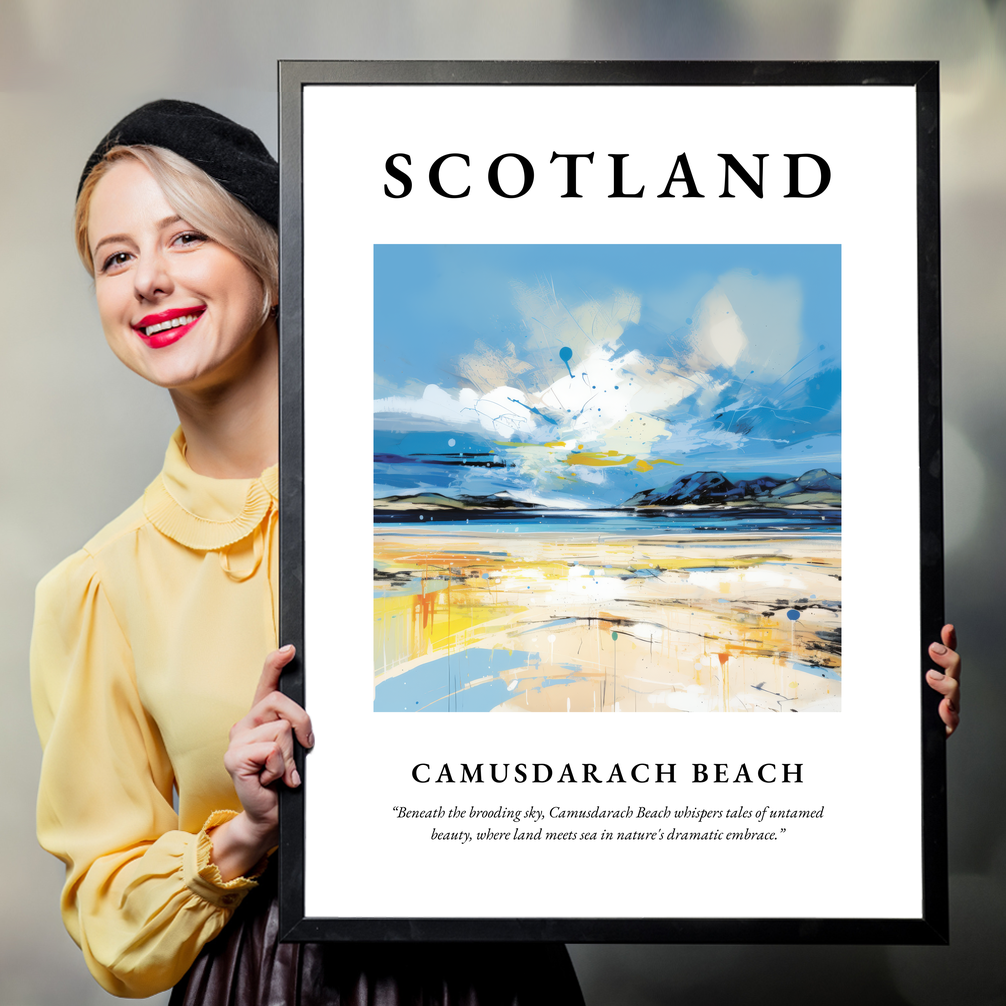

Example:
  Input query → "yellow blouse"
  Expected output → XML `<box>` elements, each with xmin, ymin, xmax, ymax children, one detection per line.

<box><xmin>31</xmin><ymin>429</ymin><xmax>279</xmax><ymax>998</ymax></box>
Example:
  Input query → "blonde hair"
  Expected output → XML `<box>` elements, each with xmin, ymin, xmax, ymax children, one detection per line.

<box><xmin>75</xmin><ymin>145</ymin><xmax>278</xmax><ymax>322</ymax></box>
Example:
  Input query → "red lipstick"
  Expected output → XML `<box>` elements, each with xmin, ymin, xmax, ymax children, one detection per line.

<box><xmin>132</xmin><ymin>306</ymin><xmax>205</xmax><ymax>349</ymax></box>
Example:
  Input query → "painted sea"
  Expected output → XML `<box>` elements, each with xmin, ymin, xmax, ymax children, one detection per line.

<box><xmin>374</xmin><ymin>508</ymin><xmax>841</xmax><ymax>713</ymax></box>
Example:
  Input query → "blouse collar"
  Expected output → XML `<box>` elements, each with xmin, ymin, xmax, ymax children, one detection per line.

<box><xmin>143</xmin><ymin>428</ymin><xmax>278</xmax><ymax>551</ymax></box>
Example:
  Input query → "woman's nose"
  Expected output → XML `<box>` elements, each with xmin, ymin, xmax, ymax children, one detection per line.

<box><xmin>133</xmin><ymin>249</ymin><xmax>173</xmax><ymax>302</ymax></box>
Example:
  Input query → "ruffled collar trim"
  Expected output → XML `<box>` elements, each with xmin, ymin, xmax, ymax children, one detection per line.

<box><xmin>143</xmin><ymin>428</ymin><xmax>278</xmax><ymax>551</ymax></box>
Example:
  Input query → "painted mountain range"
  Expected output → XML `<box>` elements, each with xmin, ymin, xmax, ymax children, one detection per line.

<box><xmin>373</xmin><ymin>491</ymin><xmax>544</xmax><ymax>511</ymax></box>
<box><xmin>625</xmin><ymin>468</ymin><xmax>841</xmax><ymax>507</ymax></box>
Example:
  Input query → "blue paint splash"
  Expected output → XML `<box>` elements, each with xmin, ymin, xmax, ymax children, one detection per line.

<box><xmin>506</xmin><ymin>397</ymin><xmax>558</xmax><ymax>426</ymax></box>
<box><xmin>559</xmin><ymin>346</ymin><xmax>574</xmax><ymax>378</ymax></box>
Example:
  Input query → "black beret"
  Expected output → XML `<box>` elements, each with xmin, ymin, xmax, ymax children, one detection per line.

<box><xmin>78</xmin><ymin>99</ymin><xmax>278</xmax><ymax>228</ymax></box>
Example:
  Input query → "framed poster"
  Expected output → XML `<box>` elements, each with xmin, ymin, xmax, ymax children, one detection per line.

<box><xmin>277</xmin><ymin>61</ymin><xmax>946</xmax><ymax>943</ymax></box>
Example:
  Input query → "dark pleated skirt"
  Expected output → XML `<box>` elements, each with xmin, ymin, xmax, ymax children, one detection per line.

<box><xmin>169</xmin><ymin>869</ymin><xmax>585</xmax><ymax>1006</ymax></box>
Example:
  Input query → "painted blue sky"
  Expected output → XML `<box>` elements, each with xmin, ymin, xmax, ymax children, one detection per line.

<box><xmin>374</xmin><ymin>245</ymin><xmax>840</xmax><ymax>508</ymax></box>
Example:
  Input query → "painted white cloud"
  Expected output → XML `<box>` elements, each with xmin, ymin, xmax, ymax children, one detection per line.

<box><xmin>374</xmin><ymin>383</ymin><xmax>481</xmax><ymax>427</ymax></box>
<box><xmin>534</xmin><ymin>347</ymin><xmax>696</xmax><ymax>448</ymax></box>
<box><xmin>374</xmin><ymin>383</ymin><xmax>550</xmax><ymax>440</ymax></box>
<box><xmin>580</xmin><ymin>413</ymin><xmax>675</xmax><ymax>454</ymax></box>
<box><xmin>718</xmin><ymin>269</ymin><xmax>804</xmax><ymax>382</ymax></box>
<box><xmin>692</xmin><ymin>288</ymin><xmax>748</xmax><ymax>367</ymax></box>
<box><xmin>374</xmin><ymin>270</ymin><xmax>817</xmax><ymax>493</ymax></box>
<box><xmin>512</xmin><ymin>281</ymin><xmax>641</xmax><ymax>363</ymax></box>
<box><xmin>472</xmin><ymin>386</ymin><xmax>542</xmax><ymax>438</ymax></box>
<box><xmin>684</xmin><ymin>270</ymin><xmax>804</xmax><ymax>384</ymax></box>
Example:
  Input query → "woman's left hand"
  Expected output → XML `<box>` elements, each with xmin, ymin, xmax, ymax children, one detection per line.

<box><xmin>926</xmin><ymin>624</ymin><xmax>960</xmax><ymax>737</ymax></box>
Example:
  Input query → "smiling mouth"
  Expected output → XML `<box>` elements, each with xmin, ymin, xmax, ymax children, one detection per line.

<box><xmin>135</xmin><ymin>307</ymin><xmax>206</xmax><ymax>338</ymax></box>
<box><xmin>142</xmin><ymin>313</ymin><xmax>199</xmax><ymax>337</ymax></box>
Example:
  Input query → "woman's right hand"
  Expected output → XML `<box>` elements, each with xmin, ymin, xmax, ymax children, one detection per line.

<box><xmin>209</xmin><ymin>645</ymin><xmax>314</xmax><ymax>881</ymax></box>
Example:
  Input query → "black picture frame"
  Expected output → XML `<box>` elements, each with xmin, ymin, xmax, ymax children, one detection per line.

<box><xmin>277</xmin><ymin>60</ymin><xmax>945</xmax><ymax>944</ymax></box>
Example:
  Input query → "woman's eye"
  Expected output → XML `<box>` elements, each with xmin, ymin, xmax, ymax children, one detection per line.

<box><xmin>173</xmin><ymin>231</ymin><xmax>208</xmax><ymax>248</ymax></box>
<box><xmin>101</xmin><ymin>251</ymin><xmax>132</xmax><ymax>273</ymax></box>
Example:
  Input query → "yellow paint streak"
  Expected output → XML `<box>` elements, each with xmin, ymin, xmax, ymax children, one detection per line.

<box><xmin>375</xmin><ymin>590</ymin><xmax>512</xmax><ymax>669</ymax></box>
<box><xmin>562</xmin><ymin>451</ymin><xmax>637</xmax><ymax>468</ymax></box>
<box><xmin>633</xmin><ymin>458</ymin><xmax>682</xmax><ymax>473</ymax></box>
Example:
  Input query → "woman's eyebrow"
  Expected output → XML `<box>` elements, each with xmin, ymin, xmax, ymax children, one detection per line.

<box><xmin>92</xmin><ymin>216</ymin><xmax>185</xmax><ymax>257</ymax></box>
<box><xmin>92</xmin><ymin>232</ymin><xmax>133</xmax><ymax>256</ymax></box>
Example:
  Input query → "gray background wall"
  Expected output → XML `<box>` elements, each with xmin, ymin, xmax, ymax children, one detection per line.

<box><xmin>1</xmin><ymin>2</ymin><xmax>1003</xmax><ymax>1003</ymax></box>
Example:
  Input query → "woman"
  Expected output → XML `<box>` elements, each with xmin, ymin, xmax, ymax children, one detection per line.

<box><xmin>31</xmin><ymin>100</ymin><xmax>586</xmax><ymax>1003</ymax></box>
<box><xmin>33</xmin><ymin>99</ymin><xmax>962</xmax><ymax>1003</ymax></box>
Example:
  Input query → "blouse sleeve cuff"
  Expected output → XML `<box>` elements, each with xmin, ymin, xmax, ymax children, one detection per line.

<box><xmin>182</xmin><ymin>810</ymin><xmax>269</xmax><ymax>909</ymax></box>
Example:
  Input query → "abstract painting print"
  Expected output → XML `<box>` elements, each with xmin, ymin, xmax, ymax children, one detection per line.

<box><xmin>374</xmin><ymin>245</ymin><xmax>840</xmax><ymax>713</ymax></box>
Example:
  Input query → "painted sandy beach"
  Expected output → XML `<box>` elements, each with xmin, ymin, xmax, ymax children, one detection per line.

<box><xmin>374</xmin><ymin>516</ymin><xmax>841</xmax><ymax>713</ymax></box>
